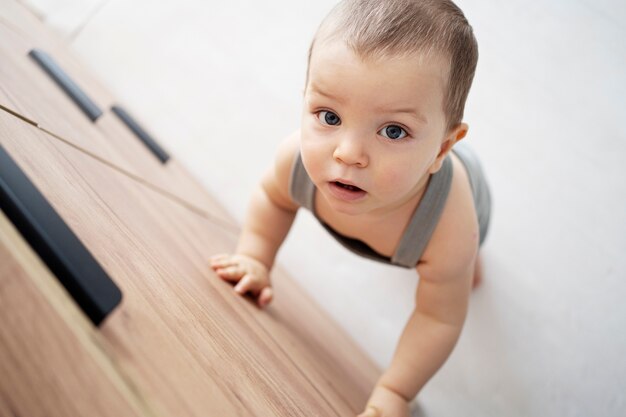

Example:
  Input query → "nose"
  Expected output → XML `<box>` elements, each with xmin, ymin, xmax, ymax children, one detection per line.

<box><xmin>333</xmin><ymin>134</ymin><xmax>369</xmax><ymax>168</ymax></box>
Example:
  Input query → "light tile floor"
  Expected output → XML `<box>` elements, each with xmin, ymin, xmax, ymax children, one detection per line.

<box><xmin>20</xmin><ymin>0</ymin><xmax>626</xmax><ymax>415</ymax></box>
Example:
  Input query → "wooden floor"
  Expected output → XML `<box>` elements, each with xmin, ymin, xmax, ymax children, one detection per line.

<box><xmin>0</xmin><ymin>1</ymin><xmax>381</xmax><ymax>416</ymax></box>
<box><xmin>10</xmin><ymin>0</ymin><xmax>626</xmax><ymax>415</ymax></box>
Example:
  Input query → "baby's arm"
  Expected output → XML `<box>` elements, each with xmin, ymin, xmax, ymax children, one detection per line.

<box><xmin>210</xmin><ymin>132</ymin><xmax>300</xmax><ymax>307</ymax></box>
<box><xmin>360</xmin><ymin>250</ymin><xmax>477</xmax><ymax>416</ymax></box>
<box><xmin>382</xmin><ymin>262</ymin><xmax>473</xmax><ymax>395</ymax></box>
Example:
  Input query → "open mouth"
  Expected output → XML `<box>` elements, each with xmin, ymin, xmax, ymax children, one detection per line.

<box><xmin>328</xmin><ymin>180</ymin><xmax>366</xmax><ymax>201</ymax></box>
<box><xmin>333</xmin><ymin>181</ymin><xmax>363</xmax><ymax>192</ymax></box>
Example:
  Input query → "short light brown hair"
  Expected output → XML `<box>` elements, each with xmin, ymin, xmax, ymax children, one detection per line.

<box><xmin>306</xmin><ymin>0</ymin><xmax>478</xmax><ymax>132</ymax></box>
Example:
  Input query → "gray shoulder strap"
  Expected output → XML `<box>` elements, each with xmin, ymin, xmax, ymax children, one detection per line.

<box><xmin>288</xmin><ymin>150</ymin><xmax>454</xmax><ymax>269</ymax></box>
<box><xmin>392</xmin><ymin>155</ymin><xmax>453</xmax><ymax>268</ymax></box>
<box><xmin>288</xmin><ymin>151</ymin><xmax>315</xmax><ymax>211</ymax></box>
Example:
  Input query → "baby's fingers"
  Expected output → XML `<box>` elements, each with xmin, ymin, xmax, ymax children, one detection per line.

<box><xmin>258</xmin><ymin>287</ymin><xmax>273</xmax><ymax>308</ymax></box>
<box><xmin>357</xmin><ymin>406</ymin><xmax>381</xmax><ymax>417</ymax></box>
<box><xmin>233</xmin><ymin>273</ymin><xmax>267</xmax><ymax>295</ymax></box>
<box><xmin>210</xmin><ymin>254</ymin><xmax>237</xmax><ymax>269</ymax></box>
<box><xmin>234</xmin><ymin>276</ymin><xmax>273</xmax><ymax>308</ymax></box>
<box><xmin>214</xmin><ymin>265</ymin><xmax>246</xmax><ymax>282</ymax></box>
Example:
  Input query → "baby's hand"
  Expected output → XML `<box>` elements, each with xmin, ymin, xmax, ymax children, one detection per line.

<box><xmin>357</xmin><ymin>385</ymin><xmax>411</xmax><ymax>417</ymax></box>
<box><xmin>209</xmin><ymin>254</ymin><xmax>273</xmax><ymax>308</ymax></box>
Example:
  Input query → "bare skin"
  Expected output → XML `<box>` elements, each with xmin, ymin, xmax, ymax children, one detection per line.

<box><xmin>210</xmin><ymin>250</ymin><xmax>482</xmax><ymax>307</ymax></box>
<box><xmin>211</xmin><ymin>39</ymin><xmax>483</xmax><ymax>417</ymax></box>
<box><xmin>473</xmin><ymin>253</ymin><xmax>483</xmax><ymax>289</ymax></box>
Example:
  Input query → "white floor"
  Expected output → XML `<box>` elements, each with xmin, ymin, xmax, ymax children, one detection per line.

<box><xmin>19</xmin><ymin>0</ymin><xmax>626</xmax><ymax>415</ymax></box>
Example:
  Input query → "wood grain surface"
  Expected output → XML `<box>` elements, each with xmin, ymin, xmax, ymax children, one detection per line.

<box><xmin>0</xmin><ymin>212</ymin><xmax>151</xmax><ymax>417</ymax></box>
<box><xmin>94</xmin><ymin>111</ymin><xmax>236</xmax><ymax>227</ymax></box>
<box><xmin>0</xmin><ymin>21</ymin><xmax>138</xmax><ymax>173</ymax></box>
<box><xmin>0</xmin><ymin>1</ymin><xmax>380</xmax><ymax>415</ymax></box>
<box><xmin>0</xmin><ymin>108</ymin><xmax>379</xmax><ymax>416</ymax></box>
<box><xmin>0</xmin><ymin>0</ymin><xmax>116</xmax><ymax>108</ymax></box>
<box><xmin>0</xmin><ymin>22</ymin><xmax>238</xmax><ymax>232</ymax></box>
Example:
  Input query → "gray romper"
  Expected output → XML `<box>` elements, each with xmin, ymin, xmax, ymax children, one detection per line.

<box><xmin>288</xmin><ymin>141</ymin><xmax>492</xmax><ymax>268</ymax></box>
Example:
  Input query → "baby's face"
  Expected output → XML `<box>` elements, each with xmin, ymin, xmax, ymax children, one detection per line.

<box><xmin>301</xmin><ymin>40</ymin><xmax>451</xmax><ymax>217</ymax></box>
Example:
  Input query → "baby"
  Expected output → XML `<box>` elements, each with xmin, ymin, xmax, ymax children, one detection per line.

<box><xmin>211</xmin><ymin>0</ymin><xmax>491</xmax><ymax>416</ymax></box>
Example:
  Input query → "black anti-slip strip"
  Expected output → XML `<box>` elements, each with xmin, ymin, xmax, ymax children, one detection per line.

<box><xmin>111</xmin><ymin>105</ymin><xmax>170</xmax><ymax>164</ymax></box>
<box><xmin>0</xmin><ymin>144</ymin><xmax>122</xmax><ymax>326</ymax></box>
<box><xmin>28</xmin><ymin>48</ymin><xmax>103</xmax><ymax>122</ymax></box>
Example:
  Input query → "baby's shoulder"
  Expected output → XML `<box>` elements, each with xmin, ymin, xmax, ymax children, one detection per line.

<box><xmin>273</xmin><ymin>129</ymin><xmax>300</xmax><ymax>178</ymax></box>
<box><xmin>418</xmin><ymin>152</ymin><xmax>479</xmax><ymax>280</ymax></box>
<box><xmin>260</xmin><ymin>130</ymin><xmax>301</xmax><ymax>211</ymax></box>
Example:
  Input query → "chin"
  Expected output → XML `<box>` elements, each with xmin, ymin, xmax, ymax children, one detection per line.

<box><xmin>321</xmin><ymin>193</ymin><xmax>368</xmax><ymax>216</ymax></box>
<box><xmin>330</xmin><ymin>204</ymin><xmax>364</xmax><ymax>216</ymax></box>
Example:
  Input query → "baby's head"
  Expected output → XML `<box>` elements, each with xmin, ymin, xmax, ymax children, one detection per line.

<box><xmin>304</xmin><ymin>0</ymin><xmax>478</xmax><ymax>134</ymax></box>
<box><xmin>299</xmin><ymin>0</ymin><xmax>479</xmax><ymax>215</ymax></box>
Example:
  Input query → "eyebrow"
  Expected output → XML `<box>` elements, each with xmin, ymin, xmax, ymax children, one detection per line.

<box><xmin>309</xmin><ymin>86</ymin><xmax>345</xmax><ymax>104</ymax></box>
<box><xmin>310</xmin><ymin>85</ymin><xmax>427</xmax><ymax>124</ymax></box>
<box><xmin>378</xmin><ymin>107</ymin><xmax>428</xmax><ymax>124</ymax></box>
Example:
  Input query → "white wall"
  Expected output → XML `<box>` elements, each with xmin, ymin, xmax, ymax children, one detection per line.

<box><xmin>20</xmin><ymin>0</ymin><xmax>626</xmax><ymax>415</ymax></box>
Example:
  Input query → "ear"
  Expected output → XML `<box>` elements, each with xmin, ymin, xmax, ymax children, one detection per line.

<box><xmin>428</xmin><ymin>123</ymin><xmax>469</xmax><ymax>174</ymax></box>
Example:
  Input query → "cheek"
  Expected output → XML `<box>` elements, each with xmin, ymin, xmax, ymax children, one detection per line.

<box><xmin>374</xmin><ymin>160</ymin><xmax>423</xmax><ymax>193</ymax></box>
<box><xmin>300</xmin><ymin>119</ymin><xmax>336</xmax><ymax>174</ymax></box>
<box><xmin>300</xmin><ymin>135</ymin><xmax>327</xmax><ymax>183</ymax></box>
<box><xmin>375</xmin><ymin>167</ymin><xmax>405</xmax><ymax>190</ymax></box>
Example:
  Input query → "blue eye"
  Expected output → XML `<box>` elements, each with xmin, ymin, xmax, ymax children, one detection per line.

<box><xmin>317</xmin><ymin>111</ymin><xmax>341</xmax><ymax>126</ymax></box>
<box><xmin>379</xmin><ymin>125</ymin><xmax>407</xmax><ymax>140</ymax></box>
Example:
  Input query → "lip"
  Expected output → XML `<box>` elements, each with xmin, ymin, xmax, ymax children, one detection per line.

<box><xmin>327</xmin><ymin>180</ymin><xmax>367</xmax><ymax>202</ymax></box>
<box><xmin>332</xmin><ymin>178</ymin><xmax>360</xmax><ymax>188</ymax></box>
